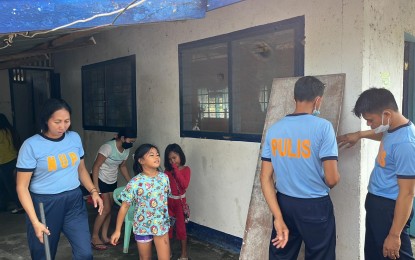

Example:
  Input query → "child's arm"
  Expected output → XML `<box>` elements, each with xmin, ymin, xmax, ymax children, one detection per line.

<box><xmin>119</xmin><ymin>160</ymin><xmax>132</xmax><ymax>182</ymax></box>
<box><xmin>173</xmin><ymin>166</ymin><xmax>191</xmax><ymax>190</ymax></box>
<box><xmin>110</xmin><ymin>201</ymin><xmax>130</xmax><ymax>245</ymax></box>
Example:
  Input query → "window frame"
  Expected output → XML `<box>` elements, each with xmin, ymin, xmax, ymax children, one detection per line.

<box><xmin>179</xmin><ymin>16</ymin><xmax>304</xmax><ymax>142</ymax></box>
<box><xmin>81</xmin><ymin>55</ymin><xmax>137</xmax><ymax>133</ymax></box>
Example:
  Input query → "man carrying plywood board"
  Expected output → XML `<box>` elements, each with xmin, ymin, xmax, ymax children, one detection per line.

<box><xmin>241</xmin><ymin>75</ymin><xmax>344</xmax><ymax>259</ymax></box>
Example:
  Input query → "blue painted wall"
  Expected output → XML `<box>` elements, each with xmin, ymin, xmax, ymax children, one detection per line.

<box><xmin>187</xmin><ymin>221</ymin><xmax>242</xmax><ymax>254</ymax></box>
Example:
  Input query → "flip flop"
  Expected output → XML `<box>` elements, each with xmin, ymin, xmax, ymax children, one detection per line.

<box><xmin>91</xmin><ymin>242</ymin><xmax>108</xmax><ymax>251</ymax></box>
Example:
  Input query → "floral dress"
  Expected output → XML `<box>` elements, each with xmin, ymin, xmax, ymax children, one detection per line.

<box><xmin>120</xmin><ymin>172</ymin><xmax>170</xmax><ymax>236</ymax></box>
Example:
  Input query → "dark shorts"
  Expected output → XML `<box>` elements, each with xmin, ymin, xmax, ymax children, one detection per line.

<box><xmin>98</xmin><ymin>179</ymin><xmax>117</xmax><ymax>193</ymax></box>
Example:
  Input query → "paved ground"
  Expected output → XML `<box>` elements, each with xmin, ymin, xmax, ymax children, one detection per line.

<box><xmin>0</xmin><ymin>203</ymin><xmax>239</xmax><ymax>260</ymax></box>
<box><xmin>2</xmin><ymin>202</ymin><xmax>415</xmax><ymax>259</ymax></box>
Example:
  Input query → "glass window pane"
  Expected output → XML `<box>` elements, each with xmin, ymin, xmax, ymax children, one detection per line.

<box><xmin>181</xmin><ymin>43</ymin><xmax>229</xmax><ymax>132</ymax></box>
<box><xmin>231</xmin><ymin>29</ymin><xmax>296</xmax><ymax>134</ymax></box>
<box><xmin>82</xmin><ymin>55</ymin><xmax>136</xmax><ymax>132</ymax></box>
<box><xmin>105</xmin><ymin>61</ymin><xmax>132</xmax><ymax>127</ymax></box>
<box><xmin>83</xmin><ymin>67</ymin><xmax>105</xmax><ymax>127</ymax></box>
<box><xmin>179</xmin><ymin>16</ymin><xmax>304</xmax><ymax>141</ymax></box>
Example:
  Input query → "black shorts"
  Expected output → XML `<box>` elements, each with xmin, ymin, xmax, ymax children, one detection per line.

<box><xmin>98</xmin><ymin>179</ymin><xmax>117</xmax><ymax>193</ymax></box>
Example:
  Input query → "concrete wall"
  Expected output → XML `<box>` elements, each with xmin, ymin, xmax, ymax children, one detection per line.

<box><xmin>363</xmin><ymin>0</ymin><xmax>415</xmax><ymax>252</ymax></box>
<box><xmin>0</xmin><ymin>0</ymin><xmax>414</xmax><ymax>258</ymax></box>
<box><xmin>55</xmin><ymin>0</ymin><xmax>363</xmax><ymax>259</ymax></box>
<box><xmin>52</xmin><ymin>1</ymin><xmax>365</xmax><ymax>259</ymax></box>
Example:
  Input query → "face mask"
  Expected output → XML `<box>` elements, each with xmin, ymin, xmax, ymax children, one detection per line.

<box><xmin>374</xmin><ymin>113</ymin><xmax>390</xmax><ymax>134</ymax></box>
<box><xmin>122</xmin><ymin>142</ymin><xmax>133</xmax><ymax>149</ymax></box>
<box><xmin>312</xmin><ymin>97</ymin><xmax>321</xmax><ymax>116</ymax></box>
<box><xmin>312</xmin><ymin>109</ymin><xmax>321</xmax><ymax>116</ymax></box>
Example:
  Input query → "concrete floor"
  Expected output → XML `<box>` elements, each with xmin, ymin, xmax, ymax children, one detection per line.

<box><xmin>0</xmin><ymin>203</ymin><xmax>239</xmax><ymax>260</ymax></box>
<box><xmin>2</xmin><ymin>202</ymin><xmax>415</xmax><ymax>260</ymax></box>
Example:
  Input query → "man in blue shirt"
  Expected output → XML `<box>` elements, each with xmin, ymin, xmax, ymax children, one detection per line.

<box><xmin>261</xmin><ymin>76</ymin><xmax>340</xmax><ymax>259</ymax></box>
<box><xmin>338</xmin><ymin>88</ymin><xmax>415</xmax><ymax>260</ymax></box>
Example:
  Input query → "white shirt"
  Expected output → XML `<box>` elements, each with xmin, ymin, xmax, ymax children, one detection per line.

<box><xmin>98</xmin><ymin>140</ymin><xmax>130</xmax><ymax>184</ymax></box>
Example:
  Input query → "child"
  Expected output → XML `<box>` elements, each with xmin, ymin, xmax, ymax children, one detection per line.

<box><xmin>110</xmin><ymin>144</ymin><xmax>170</xmax><ymax>260</ymax></box>
<box><xmin>164</xmin><ymin>143</ymin><xmax>191</xmax><ymax>260</ymax></box>
<box><xmin>91</xmin><ymin>128</ymin><xmax>136</xmax><ymax>250</ymax></box>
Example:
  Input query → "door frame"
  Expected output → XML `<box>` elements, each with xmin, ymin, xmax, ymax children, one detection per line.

<box><xmin>8</xmin><ymin>68</ymin><xmax>60</xmax><ymax>141</ymax></box>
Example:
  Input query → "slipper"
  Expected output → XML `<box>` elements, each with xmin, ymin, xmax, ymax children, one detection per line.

<box><xmin>91</xmin><ymin>242</ymin><xmax>107</xmax><ymax>251</ymax></box>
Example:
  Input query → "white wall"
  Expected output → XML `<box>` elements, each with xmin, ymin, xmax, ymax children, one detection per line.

<box><xmin>53</xmin><ymin>0</ymin><xmax>364</xmax><ymax>258</ymax></box>
<box><xmin>342</xmin><ymin>0</ymin><xmax>415</xmax><ymax>257</ymax></box>
<box><xmin>48</xmin><ymin>0</ymin><xmax>415</xmax><ymax>259</ymax></box>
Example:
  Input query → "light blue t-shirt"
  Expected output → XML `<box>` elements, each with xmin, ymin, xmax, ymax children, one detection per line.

<box><xmin>261</xmin><ymin>113</ymin><xmax>338</xmax><ymax>198</ymax></box>
<box><xmin>16</xmin><ymin>131</ymin><xmax>83</xmax><ymax>194</ymax></box>
<box><xmin>368</xmin><ymin>122</ymin><xmax>415</xmax><ymax>200</ymax></box>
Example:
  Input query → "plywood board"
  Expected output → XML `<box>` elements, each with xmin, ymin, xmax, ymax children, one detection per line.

<box><xmin>240</xmin><ymin>74</ymin><xmax>345</xmax><ymax>259</ymax></box>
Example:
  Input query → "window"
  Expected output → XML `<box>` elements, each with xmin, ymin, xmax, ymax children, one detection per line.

<box><xmin>179</xmin><ymin>16</ymin><xmax>304</xmax><ymax>142</ymax></box>
<box><xmin>11</xmin><ymin>68</ymin><xmax>26</xmax><ymax>82</ymax></box>
<box><xmin>82</xmin><ymin>55</ymin><xmax>136</xmax><ymax>132</ymax></box>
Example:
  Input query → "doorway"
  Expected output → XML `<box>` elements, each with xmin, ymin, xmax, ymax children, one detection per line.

<box><xmin>9</xmin><ymin>68</ymin><xmax>60</xmax><ymax>142</ymax></box>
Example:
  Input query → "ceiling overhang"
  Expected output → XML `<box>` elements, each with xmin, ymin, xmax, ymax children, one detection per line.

<box><xmin>0</xmin><ymin>0</ymin><xmax>242</xmax><ymax>33</ymax></box>
<box><xmin>0</xmin><ymin>0</ymin><xmax>243</xmax><ymax>69</ymax></box>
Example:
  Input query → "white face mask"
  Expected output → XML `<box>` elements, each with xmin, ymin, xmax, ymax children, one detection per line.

<box><xmin>312</xmin><ymin>109</ymin><xmax>320</xmax><ymax>116</ymax></box>
<box><xmin>374</xmin><ymin>113</ymin><xmax>390</xmax><ymax>134</ymax></box>
<box><xmin>312</xmin><ymin>98</ymin><xmax>321</xmax><ymax>117</ymax></box>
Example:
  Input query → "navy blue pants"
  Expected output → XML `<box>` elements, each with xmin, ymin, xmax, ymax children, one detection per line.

<box><xmin>269</xmin><ymin>193</ymin><xmax>336</xmax><ymax>260</ymax></box>
<box><xmin>365</xmin><ymin>193</ymin><xmax>414</xmax><ymax>260</ymax></box>
<box><xmin>27</xmin><ymin>187</ymin><xmax>93</xmax><ymax>260</ymax></box>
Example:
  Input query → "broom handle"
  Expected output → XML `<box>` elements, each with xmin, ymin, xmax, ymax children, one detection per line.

<box><xmin>39</xmin><ymin>202</ymin><xmax>52</xmax><ymax>260</ymax></box>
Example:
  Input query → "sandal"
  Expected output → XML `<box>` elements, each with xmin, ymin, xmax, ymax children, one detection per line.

<box><xmin>91</xmin><ymin>242</ymin><xmax>107</xmax><ymax>251</ymax></box>
<box><xmin>177</xmin><ymin>258</ymin><xmax>189</xmax><ymax>260</ymax></box>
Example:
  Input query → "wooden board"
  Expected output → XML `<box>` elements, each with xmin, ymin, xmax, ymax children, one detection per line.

<box><xmin>240</xmin><ymin>74</ymin><xmax>345</xmax><ymax>259</ymax></box>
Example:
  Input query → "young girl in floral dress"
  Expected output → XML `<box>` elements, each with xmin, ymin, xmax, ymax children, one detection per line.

<box><xmin>110</xmin><ymin>143</ymin><xmax>170</xmax><ymax>260</ymax></box>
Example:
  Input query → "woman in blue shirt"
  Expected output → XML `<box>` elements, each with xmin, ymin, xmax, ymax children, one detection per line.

<box><xmin>16</xmin><ymin>98</ymin><xmax>103</xmax><ymax>260</ymax></box>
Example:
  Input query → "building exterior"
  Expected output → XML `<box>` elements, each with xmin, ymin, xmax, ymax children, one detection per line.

<box><xmin>1</xmin><ymin>0</ymin><xmax>415</xmax><ymax>258</ymax></box>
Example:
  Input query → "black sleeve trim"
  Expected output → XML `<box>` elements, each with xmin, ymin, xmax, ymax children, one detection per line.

<box><xmin>261</xmin><ymin>157</ymin><xmax>271</xmax><ymax>162</ymax></box>
<box><xmin>80</xmin><ymin>155</ymin><xmax>85</xmax><ymax>160</ymax></box>
<box><xmin>397</xmin><ymin>175</ymin><xmax>415</xmax><ymax>179</ymax></box>
<box><xmin>321</xmin><ymin>156</ymin><xmax>338</xmax><ymax>162</ymax></box>
<box><xmin>16</xmin><ymin>168</ymin><xmax>35</xmax><ymax>172</ymax></box>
